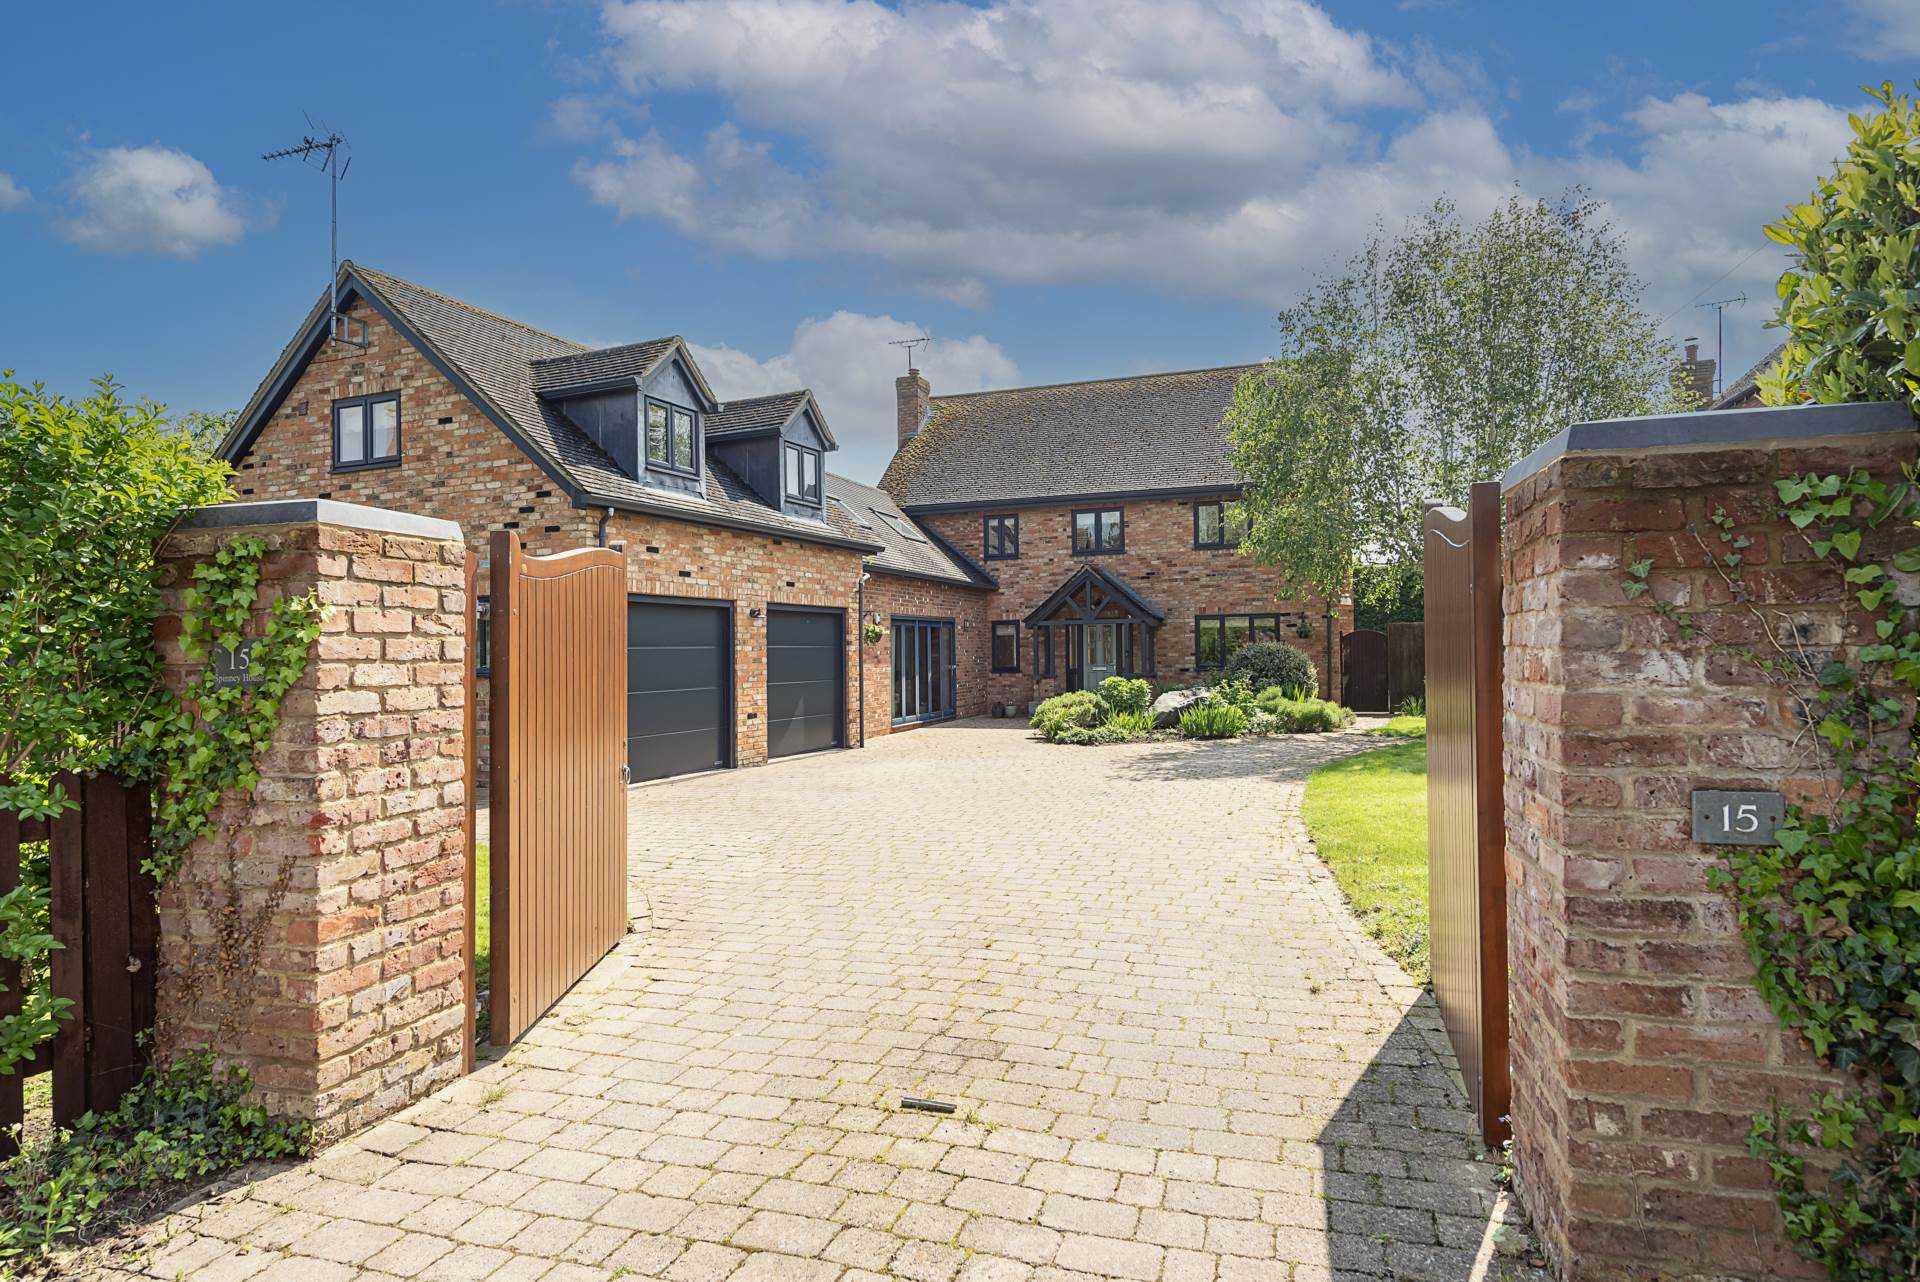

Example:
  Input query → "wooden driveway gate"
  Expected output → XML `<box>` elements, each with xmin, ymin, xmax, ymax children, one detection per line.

<box><xmin>487</xmin><ymin>533</ymin><xmax>628</xmax><ymax>1045</ymax></box>
<box><xmin>1424</xmin><ymin>481</ymin><xmax>1509</xmax><ymax>1147</ymax></box>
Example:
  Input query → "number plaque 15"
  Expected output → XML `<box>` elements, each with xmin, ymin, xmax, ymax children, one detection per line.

<box><xmin>1691</xmin><ymin>789</ymin><xmax>1785</xmax><ymax>846</ymax></box>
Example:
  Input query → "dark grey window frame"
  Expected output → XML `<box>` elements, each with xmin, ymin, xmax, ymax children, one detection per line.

<box><xmin>891</xmin><ymin>614</ymin><xmax>958</xmax><ymax>726</ymax></box>
<box><xmin>982</xmin><ymin>513</ymin><xmax>1020</xmax><ymax>561</ymax></box>
<box><xmin>1193</xmin><ymin>500</ymin><xmax>1247</xmax><ymax>550</ymax></box>
<box><xmin>1193</xmin><ymin>612</ymin><xmax>1283</xmax><ymax>670</ymax></box>
<box><xmin>475</xmin><ymin>597</ymin><xmax>490</xmax><ymax>677</ymax></box>
<box><xmin>331</xmin><ymin>391</ymin><xmax>401</xmax><ymax>472</ymax></box>
<box><xmin>990</xmin><ymin>620</ymin><xmax>1022</xmax><ymax>673</ymax></box>
<box><xmin>1070</xmin><ymin>507</ymin><xmax>1125</xmax><ymax>556</ymax></box>
<box><xmin>783</xmin><ymin>440</ymin><xmax>822</xmax><ymax>505</ymax></box>
<box><xmin>644</xmin><ymin>395</ymin><xmax>701</xmax><ymax>476</ymax></box>
<box><xmin>1035</xmin><ymin>624</ymin><xmax>1055</xmax><ymax>678</ymax></box>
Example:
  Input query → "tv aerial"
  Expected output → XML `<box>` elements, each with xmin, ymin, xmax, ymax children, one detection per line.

<box><xmin>888</xmin><ymin>335</ymin><xmax>929</xmax><ymax>371</ymax></box>
<box><xmin>263</xmin><ymin>117</ymin><xmax>367</xmax><ymax>348</ymax></box>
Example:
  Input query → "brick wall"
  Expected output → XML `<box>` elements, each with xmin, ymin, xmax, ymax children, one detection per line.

<box><xmin>153</xmin><ymin>502</ymin><xmax>470</xmax><ymax>1143</ymax></box>
<box><xmin>919</xmin><ymin>498</ymin><xmax>1348</xmax><ymax>705</ymax></box>
<box><xmin>1500</xmin><ymin>413</ymin><xmax>1914</xmax><ymax>1281</ymax></box>
<box><xmin>858</xmin><ymin>571</ymin><xmax>994</xmax><ymax>741</ymax></box>
<box><xmin>230</xmin><ymin>296</ymin><xmax>868</xmax><ymax>773</ymax></box>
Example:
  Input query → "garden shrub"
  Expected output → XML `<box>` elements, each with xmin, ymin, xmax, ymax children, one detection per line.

<box><xmin>1245</xmin><ymin>709</ymin><xmax>1280</xmax><ymax>736</ymax></box>
<box><xmin>1263</xmin><ymin>696</ymin><xmax>1355</xmax><ymax>733</ymax></box>
<box><xmin>1223</xmin><ymin>641</ymin><xmax>1317</xmax><ymax>693</ymax></box>
<box><xmin>1029</xmin><ymin>690</ymin><xmax>1103</xmax><ymax>740</ymax></box>
<box><xmin>1759</xmin><ymin>81</ymin><xmax>1920</xmax><ymax>418</ymax></box>
<box><xmin>1096</xmin><ymin>676</ymin><xmax>1151</xmax><ymax>715</ymax></box>
<box><xmin>1178</xmin><ymin>701</ymin><xmax>1248</xmax><ymax>739</ymax></box>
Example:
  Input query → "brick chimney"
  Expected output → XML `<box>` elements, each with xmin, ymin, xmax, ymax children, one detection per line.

<box><xmin>896</xmin><ymin>368</ymin><xmax>930</xmax><ymax>448</ymax></box>
<box><xmin>1672</xmin><ymin>335</ymin><xmax>1716</xmax><ymax>408</ymax></box>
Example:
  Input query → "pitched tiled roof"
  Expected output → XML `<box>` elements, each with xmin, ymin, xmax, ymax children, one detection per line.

<box><xmin>223</xmin><ymin>264</ymin><xmax>879</xmax><ymax>554</ymax></box>
<box><xmin>825</xmin><ymin>474</ymin><xmax>994</xmax><ymax>588</ymax></box>
<box><xmin>706</xmin><ymin>389</ymin><xmax>838</xmax><ymax>448</ymax></box>
<box><xmin>530</xmin><ymin>338</ymin><xmax>681</xmax><ymax>393</ymax></box>
<box><xmin>881</xmin><ymin>365</ymin><xmax>1259</xmax><ymax>509</ymax></box>
<box><xmin>1712</xmin><ymin>341</ymin><xmax>1787</xmax><ymax>409</ymax></box>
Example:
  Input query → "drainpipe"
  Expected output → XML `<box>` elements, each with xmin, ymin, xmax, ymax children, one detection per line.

<box><xmin>595</xmin><ymin>506</ymin><xmax>613</xmax><ymax>548</ymax></box>
<box><xmin>856</xmin><ymin>572</ymin><xmax>870</xmax><ymax>747</ymax></box>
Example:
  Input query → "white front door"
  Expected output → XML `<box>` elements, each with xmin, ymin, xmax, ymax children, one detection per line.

<box><xmin>1084</xmin><ymin>623</ymin><xmax>1118</xmax><ymax>690</ymax></box>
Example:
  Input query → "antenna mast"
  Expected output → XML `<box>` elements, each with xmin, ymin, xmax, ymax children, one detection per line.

<box><xmin>888</xmin><ymin>335</ymin><xmax>929</xmax><ymax>371</ymax></box>
<box><xmin>1694</xmin><ymin>294</ymin><xmax>1747</xmax><ymax>397</ymax></box>
<box><xmin>263</xmin><ymin>124</ymin><xmax>367</xmax><ymax>348</ymax></box>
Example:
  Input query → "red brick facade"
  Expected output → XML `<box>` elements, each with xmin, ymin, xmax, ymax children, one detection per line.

<box><xmin>918</xmin><ymin>499</ymin><xmax>1347</xmax><ymax>705</ymax></box>
<box><xmin>858</xmin><ymin>572</ymin><xmax>994</xmax><ymax>742</ymax></box>
<box><xmin>228</xmin><ymin>297</ymin><xmax>870</xmax><ymax>772</ymax></box>
<box><xmin>1500</xmin><ymin>425</ymin><xmax>1914</xmax><ymax>1281</ymax></box>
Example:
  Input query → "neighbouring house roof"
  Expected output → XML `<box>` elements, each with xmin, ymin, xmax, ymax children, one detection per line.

<box><xmin>1712</xmin><ymin>341</ymin><xmax>1787</xmax><ymax>410</ymax></box>
<box><xmin>1024</xmin><ymin>563</ymin><xmax>1165</xmax><ymax>627</ymax></box>
<box><xmin>824</xmin><ymin>474</ymin><xmax>995</xmax><ymax>589</ymax></box>
<box><xmin>220</xmin><ymin>263</ymin><xmax>879</xmax><ymax>555</ymax></box>
<box><xmin>707</xmin><ymin>389</ymin><xmax>838</xmax><ymax>447</ymax></box>
<box><xmin>881</xmin><ymin>364</ymin><xmax>1260</xmax><ymax>510</ymax></box>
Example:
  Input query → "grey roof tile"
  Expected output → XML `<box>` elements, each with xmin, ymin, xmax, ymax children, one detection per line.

<box><xmin>880</xmin><ymin>365</ymin><xmax>1258</xmax><ymax>508</ymax></box>
<box><xmin>530</xmin><ymin>338</ymin><xmax>681</xmax><ymax>393</ymax></box>
<box><xmin>826</xmin><ymin>474</ymin><xmax>993</xmax><ymax>588</ymax></box>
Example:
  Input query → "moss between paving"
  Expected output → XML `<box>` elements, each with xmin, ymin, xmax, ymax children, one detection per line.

<box><xmin>1302</xmin><ymin>741</ymin><xmax>1430</xmax><ymax>982</ymax></box>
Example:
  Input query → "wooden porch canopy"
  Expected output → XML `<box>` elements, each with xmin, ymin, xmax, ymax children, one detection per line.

<box><xmin>1024</xmin><ymin>564</ymin><xmax>1165</xmax><ymax>681</ymax></box>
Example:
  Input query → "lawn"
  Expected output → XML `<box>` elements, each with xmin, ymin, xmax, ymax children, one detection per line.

<box><xmin>1366</xmin><ymin>714</ymin><xmax>1426</xmax><ymax>738</ymax></box>
<box><xmin>1302</xmin><ymin>741</ymin><xmax>1430</xmax><ymax>981</ymax></box>
<box><xmin>474</xmin><ymin>843</ymin><xmax>490</xmax><ymax>984</ymax></box>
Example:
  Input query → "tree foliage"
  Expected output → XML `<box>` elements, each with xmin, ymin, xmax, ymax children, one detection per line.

<box><xmin>1759</xmin><ymin>81</ymin><xmax>1920</xmax><ymax>417</ymax></box>
<box><xmin>0</xmin><ymin>376</ymin><xmax>231</xmax><ymax>818</ymax></box>
<box><xmin>1227</xmin><ymin>192</ymin><xmax>1684</xmax><ymax>603</ymax></box>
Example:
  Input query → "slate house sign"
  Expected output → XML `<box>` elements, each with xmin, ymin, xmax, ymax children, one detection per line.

<box><xmin>1691</xmin><ymin>789</ymin><xmax>1785</xmax><ymax>847</ymax></box>
<box><xmin>212</xmin><ymin>639</ymin><xmax>265</xmax><ymax>689</ymax></box>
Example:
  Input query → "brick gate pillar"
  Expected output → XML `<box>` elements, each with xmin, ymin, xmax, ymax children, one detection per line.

<box><xmin>152</xmin><ymin>499</ymin><xmax>471</xmax><ymax>1143</ymax></box>
<box><xmin>1498</xmin><ymin>401</ymin><xmax>1914</xmax><ymax>1281</ymax></box>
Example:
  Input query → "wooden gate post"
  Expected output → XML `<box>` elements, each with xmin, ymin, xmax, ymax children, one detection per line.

<box><xmin>1424</xmin><ymin>480</ymin><xmax>1508</xmax><ymax>1149</ymax></box>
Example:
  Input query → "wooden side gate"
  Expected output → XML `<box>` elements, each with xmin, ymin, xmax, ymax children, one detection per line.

<box><xmin>1424</xmin><ymin>480</ymin><xmax>1509</xmax><ymax>1148</ymax></box>
<box><xmin>487</xmin><ymin>533</ymin><xmax>629</xmax><ymax>1046</ymax></box>
<box><xmin>1340</xmin><ymin>629</ymin><xmax>1388</xmax><ymax>711</ymax></box>
<box><xmin>0</xmin><ymin>775</ymin><xmax>158</xmax><ymax>1152</ymax></box>
<box><xmin>1386</xmin><ymin>621</ymin><xmax>1425</xmax><ymax>711</ymax></box>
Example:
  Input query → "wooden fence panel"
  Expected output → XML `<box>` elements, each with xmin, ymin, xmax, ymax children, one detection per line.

<box><xmin>489</xmin><ymin>533</ymin><xmax>629</xmax><ymax>1046</ymax></box>
<box><xmin>1424</xmin><ymin>481</ymin><xmax>1509</xmax><ymax>1148</ymax></box>
<box><xmin>1386</xmin><ymin>621</ymin><xmax>1425</xmax><ymax>711</ymax></box>
<box><xmin>0</xmin><ymin>775</ymin><xmax>157</xmax><ymax>1148</ymax></box>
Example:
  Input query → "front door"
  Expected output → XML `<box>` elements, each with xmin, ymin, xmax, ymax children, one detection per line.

<box><xmin>1084</xmin><ymin>623</ymin><xmax>1118</xmax><ymax>690</ymax></box>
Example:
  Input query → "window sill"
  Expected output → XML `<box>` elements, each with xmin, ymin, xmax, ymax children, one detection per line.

<box><xmin>1071</xmin><ymin>547</ymin><xmax>1125</xmax><ymax>557</ymax></box>
<box><xmin>983</xmin><ymin>553</ymin><xmax>1020</xmax><ymax>562</ymax></box>
<box><xmin>331</xmin><ymin>457</ymin><xmax>402</xmax><ymax>474</ymax></box>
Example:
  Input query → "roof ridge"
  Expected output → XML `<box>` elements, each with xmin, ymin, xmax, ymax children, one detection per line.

<box><xmin>929</xmin><ymin>363</ymin><xmax>1261</xmax><ymax>403</ymax></box>
<box><xmin>349</xmin><ymin>260</ymin><xmax>588</xmax><ymax>352</ymax></box>
<box><xmin>533</xmin><ymin>335</ymin><xmax>680</xmax><ymax>367</ymax></box>
<box><xmin>721</xmin><ymin>388</ymin><xmax>809</xmax><ymax>407</ymax></box>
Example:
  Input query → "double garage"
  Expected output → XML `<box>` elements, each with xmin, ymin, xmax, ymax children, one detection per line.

<box><xmin>624</xmin><ymin>598</ymin><xmax>846</xmax><ymax>783</ymax></box>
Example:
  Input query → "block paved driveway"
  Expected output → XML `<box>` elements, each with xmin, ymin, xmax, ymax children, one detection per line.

<box><xmin>105</xmin><ymin>718</ymin><xmax>1540</xmax><ymax>1282</ymax></box>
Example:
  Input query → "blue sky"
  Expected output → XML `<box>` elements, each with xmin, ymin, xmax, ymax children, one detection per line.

<box><xmin>0</xmin><ymin>0</ymin><xmax>1911</xmax><ymax>482</ymax></box>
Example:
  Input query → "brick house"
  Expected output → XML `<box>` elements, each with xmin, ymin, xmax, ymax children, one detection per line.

<box><xmin>221</xmin><ymin>263</ymin><xmax>1337</xmax><ymax>784</ymax></box>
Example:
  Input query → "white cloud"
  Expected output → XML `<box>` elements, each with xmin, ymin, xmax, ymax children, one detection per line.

<box><xmin>692</xmin><ymin>312</ymin><xmax>1020</xmax><ymax>483</ymax></box>
<box><xmin>1843</xmin><ymin>0</ymin><xmax>1920</xmax><ymax>56</ymax></box>
<box><xmin>0</xmin><ymin>172</ymin><xmax>28</xmax><ymax>211</ymax></box>
<box><xmin>58</xmin><ymin>144</ymin><xmax>248</xmax><ymax>258</ymax></box>
<box><xmin>1531</xmin><ymin>92</ymin><xmax>1852</xmax><ymax>382</ymax></box>
<box><xmin>572</xmin><ymin>0</ymin><xmax>1855</xmax><ymax>386</ymax></box>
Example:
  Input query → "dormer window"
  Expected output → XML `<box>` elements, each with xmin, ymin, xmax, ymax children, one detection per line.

<box><xmin>646</xmin><ymin>398</ymin><xmax>698</xmax><ymax>474</ymax></box>
<box><xmin>783</xmin><ymin>441</ymin><xmax>821</xmax><ymax>505</ymax></box>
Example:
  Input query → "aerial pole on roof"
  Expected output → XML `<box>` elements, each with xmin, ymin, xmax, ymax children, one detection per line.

<box><xmin>263</xmin><ymin>118</ymin><xmax>368</xmax><ymax>349</ymax></box>
<box><xmin>888</xmin><ymin>335</ymin><xmax>929</xmax><ymax>371</ymax></box>
<box><xmin>1694</xmin><ymin>294</ymin><xmax>1746</xmax><ymax>398</ymax></box>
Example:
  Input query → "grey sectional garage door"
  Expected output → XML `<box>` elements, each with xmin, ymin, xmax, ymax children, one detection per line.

<box><xmin>767</xmin><ymin>608</ymin><xmax>843</xmax><ymax>759</ymax></box>
<box><xmin>628</xmin><ymin>600</ymin><xmax>730</xmax><ymax>783</ymax></box>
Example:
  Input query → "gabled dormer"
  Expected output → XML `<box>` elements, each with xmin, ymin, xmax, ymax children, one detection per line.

<box><xmin>706</xmin><ymin>389</ymin><xmax>838</xmax><ymax>521</ymax></box>
<box><xmin>532</xmin><ymin>337</ymin><xmax>719</xmax><ymax>498</ymax></box>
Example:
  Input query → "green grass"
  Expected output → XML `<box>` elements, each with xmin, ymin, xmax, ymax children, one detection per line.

<box><xmin>1302</xmin><ymin>742</ymin><xmax>1430</xmax><ymax>981</ymax></box>
<box><xmin>1367</xmin><ymin>714</ymin><xmax>1427</xmax><ymax>738</ymax></box>
<box><xmin>475</xmin><ymin>843</ymin><xmax>490</xmax><ymax>983</ymax></box>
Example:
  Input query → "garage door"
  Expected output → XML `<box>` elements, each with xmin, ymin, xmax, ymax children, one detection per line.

<box><xmin>628</xmin><ymin>600</ymin><xmax>730</xmax><ymax>783</ymax></box>
<box><xmin>767</xmin><ymin>608</ymin><xmax>843</xmax><ymax>759</ymax></box>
